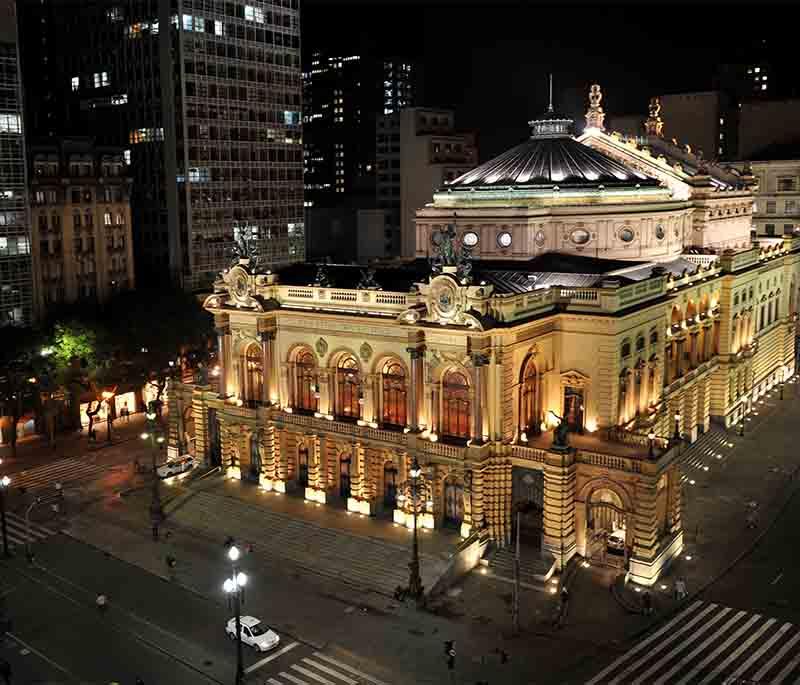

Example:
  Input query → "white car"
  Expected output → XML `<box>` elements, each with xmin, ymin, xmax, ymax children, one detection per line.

<box><xmin>225</xmin><ymin>616</ymin><xmax>280</xmax><ymax>652</ymax></box>
<box><xmin>156</xmin><ymin>455</ymin><xmax>195</xmax><ymax>479</ymax></box>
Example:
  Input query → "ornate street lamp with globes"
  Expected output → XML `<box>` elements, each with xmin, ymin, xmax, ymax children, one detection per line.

<box><xmin>396</xmin><ymin>457</ymin><xmax>432</xmax><ymax>604</ymax></box>
<box><xmin>223</xmin><ymin>544</ymin><xmax>248</xmax><ymax>685</ymax></box>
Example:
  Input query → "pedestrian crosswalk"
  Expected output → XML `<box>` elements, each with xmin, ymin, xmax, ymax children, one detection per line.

<box><xmin>677</xmin><ymin>429</ymin><xmax>734</xmax><ymax>485</ymax></box>
<box><xmin>5</xmin><ymin>457</ymin><xmax>106</xmax><ymax>494</ymax></box>
<box><xmin>2</xmin><ymin>511</ymin><xmax>58</xmax><ymax>549</ymax></box>
<box><xmin>587</xmin><ymin>600</ymin><xmax>800</xmax><ymax>684</ymax></box>
<box><xmin>256</xmin><ymin>650</ymin><xmax>391</xmax><ymax>685</ymax></box>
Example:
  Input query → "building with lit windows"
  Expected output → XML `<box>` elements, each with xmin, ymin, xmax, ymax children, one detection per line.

<box><xmin>170</xmin><ymin>85</ymin><xmax>800</xmax><ymax>589</ymax></box>
<box><xmin>302</xmin><ymin>51</ymin><xmax>416</xmax><ymax>209</ymax></box>
<box><xmin>0</xmin><ymin>0</ymin><xmax>33</xmax><ymax>327</ymax></box>
<box><xmin>28</xmin><ymin>139</ymin><xmax>135</xmax><ymax>314</ymax></box>
<box><xmin>18</xmin><ymin>0</ymin><xmax>304</xmax><ymax>291</ymax></box>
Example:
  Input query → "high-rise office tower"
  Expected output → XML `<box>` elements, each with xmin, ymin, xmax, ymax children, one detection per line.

<box><xmin>302</xmin><ymin>51</ymin><xmax>415</xmax><ymax>210</ymax></box>
<box><xmin>0</xmin><ymin>0</ymin><xmax>33</xmax><ymax>326</ymax></box>
<box><xmin>18</xmin><ymin>0</ymin><xmax>305</xmax><ymax>291</ymax></box>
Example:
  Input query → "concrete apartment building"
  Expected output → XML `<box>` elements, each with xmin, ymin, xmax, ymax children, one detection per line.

<box><xmin>29</xmin><ymin>139</ymin><xmax>134</xmax><ymax>313</ymax></box>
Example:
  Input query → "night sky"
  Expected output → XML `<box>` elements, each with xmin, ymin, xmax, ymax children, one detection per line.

<box><xmin>303</xmin><ymin>0</ymin><xmax>777</xmax><ymax>161</ymax></box>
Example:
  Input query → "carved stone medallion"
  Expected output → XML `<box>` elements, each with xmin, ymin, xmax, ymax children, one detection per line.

<box><xmin>315</xmin><ymin>337</ymin><xmax>328</xmax><ymax>356</ymax></box>
<box><xmin>359</xmin><ymin>342</ymin><xmax>373</xmax><ymax>362</ymax></box>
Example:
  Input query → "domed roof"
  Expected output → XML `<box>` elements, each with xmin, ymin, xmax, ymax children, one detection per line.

<box><xmin>447</xmin><ymin>110</ymin><xmax>661</xmax><ymax>191</ymax></box>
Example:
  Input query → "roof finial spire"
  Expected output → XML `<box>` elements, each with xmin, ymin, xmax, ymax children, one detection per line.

<box><xmin>548</xmin><ymin>73</ymin><xmax>554</xmax><ymax>113</ymax></box>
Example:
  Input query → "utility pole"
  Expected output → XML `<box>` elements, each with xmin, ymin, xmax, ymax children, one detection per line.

<box><xmin>512</xmin><ymin>510</ymin><xmax>521</xmax><ymax>635</ymax></box>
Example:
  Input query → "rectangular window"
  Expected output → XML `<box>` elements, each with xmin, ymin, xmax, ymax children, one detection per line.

<box><xmin>245</xmin><ymin>5</ymin><xmax>264</xmax><ymax>23</ymax></box>
<box><xmin>71</xmin><ymin>76</ymin><xmax>79</xmax><ymax>91</ymax></box>
<box><xmin>765</xmin><ymin>224</ymin><xmax>775</xmax><ymax>236</ymax></box>
<box><xmin>104</xmin><ymin>212</ymin><xmax>112</xmax><ymax>226</ymax></box>
<box><xmin>123</xmin><ymin>149</ymin><xmax>131</xmax><ymax>165</ymax></box>
<box><xmin>0</xmin><ymin>114</ymin><xmax>21</xmax><ymax>133</ymax></box>
<box><xmin>214</xmin><ymin>20</ymin><xmax>223</xmax><ymax>35</ymax></box>
<box><xmin>766</xmin><ymin>200</ymin><xmax>777</xmax><ymax>214</ymax></box>
<box><xmin>784</xmin><ymin>224</ymin><xmax>795</xmax><ymax>234</ymax></box>
<box><xmin>778</xmin><ymin>178</ymin><xmax>797</xmax><ymax>192</ymax></box>
<box><xmin>786</xmin><ymin>200</ymin><xmax>797</xmax><ymax>214</ymax></box>
<box><xmin>111</xmin><ymin>94</ymin><xmax>127</xmax><ymax>105</ymax></box>
<box><xmin>35</xmin><ymin>191</ymin><xmax>45</xmax><ymax>204</ymax></box>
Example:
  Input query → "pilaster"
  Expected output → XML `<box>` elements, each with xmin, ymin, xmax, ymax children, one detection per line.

<box><xmin>541</xmin><ymin>449</ymin><xmax>577</xmax><ymax>569</ymax></box>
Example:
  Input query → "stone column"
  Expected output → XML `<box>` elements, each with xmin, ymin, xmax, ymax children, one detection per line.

<box><xmin>676</xmin><ymin>337</ymin><xmax>686</xmax><ymax>378</ymax></box>
<box><xmin>279</xmin><ymin>363</ymin><xmax>290</xmax><ymax>409</ymax></box>
<box><xmin>633</xmin><ymin>366</ymin><xmax>642</xmax><ymax>416</ymax></box>
<box><xmin>407</xmin><ymin>346</ymin><xmax>425</xmax><ymax>431</ymax></box>
<box><xmin>260</xmin><ymin>331</ymin><xmax>274</xmax><ymax>405</ymax></box>
<box><xmin>638</xmin><ymin>365</ymin><xmax>649</xmax><ymax>415</ymax></box>
<box><xmin>319</xmin><ymin>368</ymin><xmax>332</xmax><ymax>416</ymax></box>
<box><xmin>618</xmin><ymin>373</ymin><xmax>628</xmax><ymax>424</ymax></box>
<box><xmin>713</xmin><ymin>319</ymin><xmax>721</xmax><ymax>355</ymax></box>
<box><xmin>542</xmin><ymin>449</ymin><xmax>577</xmax><ymax>569</ymax></box>
<box><xmin>703</xmin><ymin>325</ymin><xmax>712</xmax><ymax>360</ymax></box>
<box><xmin>664</xmin><ymin>344</ymin><xmax>672</xmax><ymax>386</ymax></box>
<box><xmin>690</xmin><ymin>331</ymin><xmax>699</xmax><ymax>368</ymax></box>
<box><xmin>215</xmin><ymin>323</ymin><xmax>229</xmax><ymax>396</ymax></box>
<box><xmin>471</xmin><ymin>352</ymin><xmax>489</xmax><ymax>443</ymax></box>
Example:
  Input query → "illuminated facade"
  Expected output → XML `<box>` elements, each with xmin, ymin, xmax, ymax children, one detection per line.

<box><xmin>171</xmin><ymin>86</ymin><xmax>800</xmax><ymax>587</ymax></box>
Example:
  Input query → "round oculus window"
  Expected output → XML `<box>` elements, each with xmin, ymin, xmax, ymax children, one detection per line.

<box><xmin>462</xmin><ymin>231</ymin><xmax>479</xmax><ymax>247</ymax></box>
<box><xmin>570</xmin><ymin>228</ymin><xmax>591</xmax><ymax>245</ymax></box>
<box><xmin>655</xmin><ymin>224</ymin><xmax>665</xmax><ymax>240</ymax></box>
<box><xmin>497</xmin><ymin>231</ymin><xmax>512</xmax><ymax>248</ymax></box>
<box><xmin>619</xmin><ymin>227</ymin><xmax>635</xmax><ymax>243</ymax></box>
<box><xmin>534</xmin><ymin>230</ymin><xmax>546</xmax><ymax>246</ymax></box>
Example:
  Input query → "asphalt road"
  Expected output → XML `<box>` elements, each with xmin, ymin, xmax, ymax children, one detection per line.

<box><xmin>702</xmin><ymin>482</ymin><xmax>800</xmax><ymax>625</ymax></box>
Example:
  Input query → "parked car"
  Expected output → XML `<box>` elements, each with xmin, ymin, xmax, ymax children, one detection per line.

<box><xmin>156</xmin><ymin>455</ymin><xmax>195</xmax><ymax>479</ymax></box>
<box><xmin>225</xmin><ymin>616</ymin><xmax>280</xmax><ymax>652</ymax></box>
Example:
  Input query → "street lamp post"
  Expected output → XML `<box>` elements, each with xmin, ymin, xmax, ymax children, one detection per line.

<box><xmin>0</xmin><ymin>474</ymin><xmax>11</xmax><ymax>558</ymax></box>
<box><xmin>408</xmin><ymin>457</ymin><xmax>423</xmax><ymax>602</ymax></box>
<box><xmin>223</xmin><ymin>545</ymin><xmax>247</xmax><ymax>685</ymax></box>
<box><xmin>673</xmin><ymin>410</ymin><xmax>681</xmax><ymax>441</ymax></box>
<box><xmin>142</xmin><ymin>406</ymin><xmax>164</xmax><ymax>540</ymax></box>
<box><xmin>648</xmin><ymin>430</ymin><xmax>656</xmax><ymax>458</ymax></box>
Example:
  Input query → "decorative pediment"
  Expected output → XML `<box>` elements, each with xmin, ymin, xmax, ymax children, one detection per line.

<box><xmin>206</xmin><ymin>263</ymin><xmax>265</xmax><ymax>311</ymax></box>
<box><xmin>560</xmin><ymin>369</ymin><xmax>591</xmax><ymax>387</ymax></box>
<box><xmin>407</xmin><ymin>272</ymin><xmax>490</xmax><ymax>330</ymax></box>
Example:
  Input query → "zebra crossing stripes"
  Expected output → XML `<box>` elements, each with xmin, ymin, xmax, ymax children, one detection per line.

<box><xmin>5</xmin><ymin>457</ymin><xmax>106</xmax><ymax>493</ymax></box>
<box><xmin>2</xmin><ymin>511</ymin><xmax>57</xmax><ymax>548</ymax></box>
<box><xmin>587</xmin><ymin>601</ymin><xmax>800</xmax><ymax>685</ymax></box>
<box><xmin>264</xmin><ymin>651</ymin><xmax>390</xmax><ymax>685</ymax></box>
<box><xmin>678</xmin><ymin>430</ymin><xmax>731</xmax><ymax>484</ymax></box>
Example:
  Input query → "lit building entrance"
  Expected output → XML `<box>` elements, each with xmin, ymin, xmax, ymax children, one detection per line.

<box><xmin>586</xmin><ymin>489</ymin><xmax>630</xmax><ymax>569</ymax></box>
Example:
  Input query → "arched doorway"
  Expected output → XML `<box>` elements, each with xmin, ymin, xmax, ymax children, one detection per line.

<box><xmin>294</xmin><ymin>349</ymin><xmax>318</xmax><ymax>412</ymax></box>
<box><xmin>381</xmin><ymin>360</ymin><xmax>407</xmax><ymax>428</ymax></box>
<box><xmin>586</xmin><ymin>488</ymin><xmax>630</xmax><ymax>569</ymax></box>
<box><xmin>246</xmin><ymin>432</ymin><xmax>261</xmax><ymax>483</ymax></box>
<box><xmin>383</xmin><ymin>463</ymin><xmax>398</xmax><ymax>509</ymax></box>
<box><xmin>244</xmin><ymin>343</ymin><xmax>263</xmax><ymax>404</ymax></box>
<box><xmin>297</xmin><ymin>445</ymin><xmax>309</xmax><ymax>489</ymax></box>
<box><xmin>339</xmin><ymin>454</ymin><xmax>352</xmax><ymax>499</ymax></box>
<box><xmin>520</xmin><ymin>356</ymin><xmax>540</xmax><ymax>436</ymax></box>
<box><xmin>564</xmin><ymin>385</ymin><xmax>585</xmax><ymax>433</ymax></box>
<box><xmin>441</xmin><ymin>369</ymin><xmax>471</xmax><ymax>439</ymax></box>
<box><xmin>511</xmin><ymin>468</ymin><xmax>544</xmax><ymax>547</ymax></box>
<box><xmin>443</xmin><ymin>479</ymin><xmax>464</xmax><ymax>529</ymax></box>
<box><xmin>336</xmin><ymin>355</ymin><xmax>361</xmax><ymax>420</ymax></box>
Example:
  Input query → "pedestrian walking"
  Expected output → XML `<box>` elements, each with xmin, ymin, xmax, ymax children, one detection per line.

<box><xmin>122</xmin><ymin>401</ymin><xmax>130</xmax><ymax>423</ymax></box>
<box><xmin>642</xmin><ymin>590</ymin><xmax>653</xmax><ymax>616</ymax></box>
<box><xmin>675</xmin><ymin>577</ymin><xmax>687</xmax><ymax>600</ymax></box>
<box><xmin>96</xmin><ymin>593</ymin><xmax>108</xmax><ymax>613</ymax></box>
<box><xmin>746</xmin><ymin>510</ymin><xmax>758</xmax><ymax>528</ymax></box>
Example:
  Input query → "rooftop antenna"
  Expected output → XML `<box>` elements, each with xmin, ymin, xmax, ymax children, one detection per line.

<box><xmin>548</xmin><ymin>73</ymin><xmax>554</xmax><ymax>113</ymax></box>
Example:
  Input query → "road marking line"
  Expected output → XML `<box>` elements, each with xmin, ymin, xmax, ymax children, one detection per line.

<box><xmin>771</xmin><ymin>647</ymin><xmax>800</xmax><ymax>684</ymax></box>
<box><xmin>728</xmin><ymin>622</ymin><xmax>793</xmax><ymax>681</ymax></box>
<box><xmin>698</xmin><ymin>617</ymin><xmax>775</xmax><ymax>684</ymax></box>
<box><xmin>585</xmin><ymin>600</ymin><xmax>704</xmax><ymax>685</ymax></box>
<box><xmin>653</xmin><ymin>610</ymin><xmax>745</xmax><ymax>685</ymax></box>
<box><xmin>625</xmin><ymin>603</ymin><xmax>722</xmax><ymax>685</ymax></box>
<box><xmin>300</xmin><ymin>658</ymin><xmax>358</xmax><ymax>685</ymax></box>
<box><xmin>312</xmin><ymin>652</ymin><xmax>391</xmax><ymax>685</ymax></box>
<box><xmin>279</xmin><ymin>672</ymin><xmax>311</xmax><ymax>685</ymax></box>
<box><xmin>243</xmin><ymin>641</ymin><xmax>299</xmax><ymax>674</ymax></box>
<box><xmin>5</xmin><ymin>632</ymin><xmax>76</xmax><ymax>679</ymax></box>
<box><xmin>675</xmin><ymin>613</ymin><xmax>760</xmax><ymax>685</ymax></box>
<box><xmin>772</xmin><ymin>572</ymin><xmax>784</xmax><ymax>585</ymax></box>
<box><xmin>291</xmin><ymin>664</ymin><xmax>337</xmax><ymax>685</ymax></box>
<box><xmin>753</xmin><ymin>630</ymin><xmax>800</xmax><ymax>681</ymax></box>
<box><xmin>267</xmin><ymin>679</ymin><xmax>284</xmax><ymax>685</ymax></box>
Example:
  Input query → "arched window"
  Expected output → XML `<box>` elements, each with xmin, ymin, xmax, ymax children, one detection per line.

<box><xmin>294</xmin><ymin>349</ymin><xmax>318</xmax><ymax>412</ymax></box>
<box><xmin>520</xmin><ymin>356</ymin><xmax>538</xmax><ymax>435</ymax></box>
<box><xmin>441</xmin><ymin>369</ymin><xmax>471</xmax><ymax>439</ymax></box>
<box><xmin>636</xmin><ymin>335</ymin><xmax>645</xmax><ymax>353</ymax></box>
<box><xmin>335</xmin><ymin>354</ymin><xmax>361</xmax><ymax>419</ymax></box>
<box><xmin>381</xmin><ymin>360</ymin><xmax>406</xmax><ymax>428</ymax></box>
<box><xmin>244</xmin><ymin>343</ymin><xmax>263</xmax><ymax>404</ymax></box>
<box><xmin>621</xmin><ymin>340</ymin><xmax>631</xmax><ymax>358</ymax></box>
